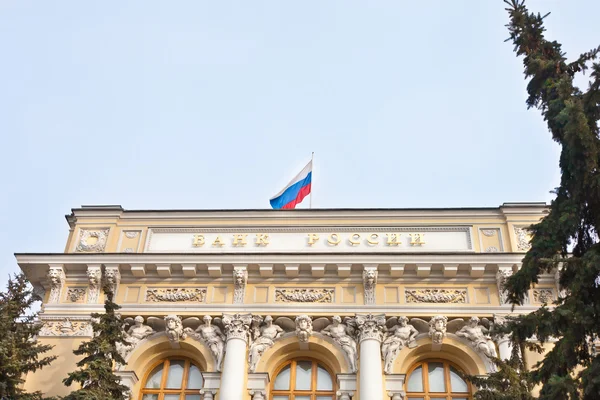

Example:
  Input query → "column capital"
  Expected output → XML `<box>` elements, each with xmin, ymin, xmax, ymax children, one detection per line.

<box><xmin>355</xmin><ymin>313</ymin><xmax>386</xmax><ymax>342</ymax></box>
<box><xmin>222</xmin><ymin>313</ymin><xmax>252</xmax><ymax>342</ymax></box>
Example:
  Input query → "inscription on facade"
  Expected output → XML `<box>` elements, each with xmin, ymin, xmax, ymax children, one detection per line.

<box><xmin>146</xmin><ymin>228</ymin><xmax>472</xmax><ymax>253</ymax></box>
<box><xmin>145</xmin><ymin>288</ymin><xmax>207</xmax><ymax>303</ymax></box>
<box><xmin>275</xmin><ymin>288</ymin><xmax>334</xmax><ymax>303</ymax></box>
<box><xmin>405</xmin><ymin>289</ymin><xmax>467</xmax><ymax>304</ymax></box>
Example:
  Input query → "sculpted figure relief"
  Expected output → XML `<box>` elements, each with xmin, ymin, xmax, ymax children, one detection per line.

<box><xmin>165</xmin><ymin>315</ymin><xmax>187</xmax><ymax>343</ymax></box>
<box><xmin>321</xmin><ymin>316</ymin><xmax>358</xmax><ymax>372</ymax></box>
<box><xmin>248</xmin><ymin>316</ymin><xmax>283</xmax><ymax>372</ymax></box>
<box><xmin>295</xmin><ymin>315</ymin><xmax>313</xmax><ymax>343</ymax></box>
<box><xmin>381</xmin><ymin>316</ymin><xmax>419</xmax><ymax>374</ymax></box>
<box><xmin>233</xmin><ymin>267</ymin><xmax>248</xmax><ymax>304</ymax></box>
<box><xmin>429</xmin><ymin>315</ymin><xmax>448</xmax><ymax>345</ymax></box>
<box><xmin>48</xmin><ymin>268</ymin><xmax>64</xmax><ymax>304</ymax></box>
<box><xmin>456</xmin><ymin>316</ymin><xmax>498</xmax><ymax>359</ymax></box>
<box><xmin>189</xmin><ymin>316</ymin><xmax>226</xmax><ymax>371</ymax></box>
<box><xmin>362</xmin><ymin>268</ymin><xmax>378</xmax><ymax>305</ymax></box>
<box><xmin>117</xmin><ymin>316</ymin><xmax>155</xmax><ymax>357</ymax></box>
<box><xmin>87</xmin><ymin>267</ymin><xmax>101</xmax><ymax>304</ymax></box>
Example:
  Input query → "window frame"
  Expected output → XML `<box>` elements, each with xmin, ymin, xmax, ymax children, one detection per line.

<box><xmin>139</xmin><ymin>357</ymin><xmax>203</xmax><ymax>400</ymax></box>
<box><xmin>405</xmin><ymin>359</ymin><xmax>473</xmax><ymax>400</ymax></box>
<box><xmin>270</xmin><ymin>358</ymin><xmax>336</xmax><ymax>400</ymax></box>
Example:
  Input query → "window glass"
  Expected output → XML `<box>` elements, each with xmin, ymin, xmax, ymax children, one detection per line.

<box><xmin>428</xmin><ymin>362</ymin><xmax>446</xmax><ymax>392</ymax></box>
<box><xmin>406</xmin><ymin>361</ymin><xmax>471</xmax><ymax>398</ymax></box>
<box><xmin>165</xmin><ymin>360</ymin><xmax>185</xmax><ymax>389</ymax></box>
<box><xmin>274</xmin><ymin>364</ymin><xmax>291</xmax><ymax>390</ymax></box>
<box><xmin>271</xmin><ymin>359</ymin><xmax>335</xmax><ymax>398</ymax></box>
<box><xmin>144</xmin><ymin>365</ymin><xmax>163</xmax><ymax>389</ymax></box>
<box><xmin>295</xmin><ymin>361</ymin><xmax>312</xmax><ymax>390</ymax></box>
<box><xmin>407</xmin><ymin>366</ymin><xmax>423</xmax><ymax>392</ymax></box>
<box><xmin>140</xmin><ymin>358</ymin><xmax>203</xmax><ymax>399</ymax></box>
<box><xmin>450</xmin><ymin>366</ymin><xmax>468</xmax><ymax>392</ymax></box>
<box><xmin>316</xmin><ymin>366</ymin><xmax>333</xmax><ymax>391</ymax></box>
<box><xmin>187</xmin><ymin>364</ymin><xmax>203</xmax><ymax>389</ymax></box>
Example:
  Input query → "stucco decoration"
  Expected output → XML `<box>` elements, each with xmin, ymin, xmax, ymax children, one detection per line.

<box><xmin>496</xmin><ymin>269</ymin><xmax>512</xmax><ymax>305</ymax></box>
<box><xmin>124</xmin><ymin>231</ymin><xmax>138</xmax><ymax>239</ymax></box>
<box><xmin>164</xmin><ymin>315</ymin><xmax>187</xmax><ymax>343</ymax></box>
<box><xmin>382</xmin><ymin>316</ymin><xmax>419</xmax><ymax>374</ymax></box>
<box><xmin>355</xmin><ymin>313</ymin><xmax>386</xmax><ymax>342</ymax></box>
<box><xmin>485</xmin><ymin>246</ymin><xmax>500</xmax><ymax>253</ymax></box>
<box><xmin>294</xmin><ymin>315</ymin><xmax>313</xmax><ymax>343</ymax></box>
<box><xmin>481</xmin><ymin>229</ymin><xmax>497</xmax><ymax>237</ymax></box>
<box><xmin>76</xmin><ymin>228</ymin><xmax>110</xmax><ymax>253</ymax></box>
<box><xmin>248</xmin><ymin>316</ymin><xmax>284</xmax><ymax>372</ymax></box>
<box><xmin>405</xmin><ymin>289</ymin><xmax>467</xmax><ymax>304</ymax></box>
<box><xmin>118</xmin><ymin>316</ymin><xmax>155</xmax><ymax>358</ymax></box>
<box><xmin>87</xmin><ymin>266</ymin><xmax>102</xmax><ymax>304</ymax></box>
<box><xmin>184</xmin><ymin>315</ymin><xmax>226</xmax><ymax>371</ymax></box>
<box><xmin>362</xmin><ymin>267</ymin><xmax>378</xmax><ymax>305</ymax></box>
<box><xmin>104</xmin><ymin>266</ymin><xmax>120</xmax><ymax>296</ymax></box>
<box><xmin>145</xmin><ymin>288</ymin><xmax>206</xmax><ymax>303</ymax></box>
<box><xmin>533</xmin><ymin>288</ymin><xmax>555</xmax><ymax>304</ymax></box>
<box><xmin>66</xmin><ymin>287</ymin><xmax>86</xmax><ymax>303</ymax></box>
<box><xmin>321</xmin><ymin>316</ymin><xmax>358</xmax><ymax>372</ymax></box>
<box><xmin>275</xmin><ymin>288</ymin><xmax>334</xmax><ymax>303</ymax></box>
<box><xmin>47</xmin><ymin>266</ymin><xmax>65</xmax><ymax>304</ymax></box>
<box><xmin>514</xmin><ymin>226</ymin><xmax>531</xmax><ymax>251</ymax></box>
<box><xmin>233</xmin><ymin>267</ymin><xmax>248</xmax><ymax>304</ymax></box>
<box><xmin>455</xmin><ymin>317</ymin><xmax>498</xmax><ymax>363</ymax></box>
<box><xmin>39</xmin><ymin>318</ymin><xmax>92</xmax><ymax>337</ymax></box>
<box><xmin>222</xmin><ymin>313</ymin><xmax>252</xmax><ymax>342</ymax></box>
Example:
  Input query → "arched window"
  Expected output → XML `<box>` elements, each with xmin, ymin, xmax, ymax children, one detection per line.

<box><xmin>405</xmin><ymin>360</ymin><xmax>472</xmax><ymax>400</ymax></box>
<box><xmin>140</xmin><ymin>358</ymin><xmax>203</xmax><ymax>400</ymax></box>
<box><xmin>271</xmin><ymin>358</ymin><xmax>336</xmax><ymax>400</ymax></box>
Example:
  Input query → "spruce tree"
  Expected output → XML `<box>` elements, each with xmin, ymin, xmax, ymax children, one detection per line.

<box><xmin>466</xmin><ymin>329</ymin><xmax>535</xmax><ymax>400</ymax></box>
<box><xmin>500</xmin><ymin>0</ymin><xmax>600</xmax><ymax>399</ymax></box>
<box><xmin>62</xmin><ymin>285</ymin><xmax>130</xmax><ymax>400</ymax></box>
<box><xmin>0</xmin><ymin>273</ymin><xmax>56</xmax><ymax>400</ymax></box>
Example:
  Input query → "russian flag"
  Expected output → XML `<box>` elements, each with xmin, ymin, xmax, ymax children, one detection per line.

<box><xmin>270</xmin><ymin>161</ymin><xmax>312</xmax><ymax>209</ymax></box>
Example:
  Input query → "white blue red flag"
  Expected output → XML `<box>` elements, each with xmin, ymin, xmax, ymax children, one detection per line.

<box><xmin>270</xmin><ymin>161</ymin><xmax>312</xmax><ymax>209</ymax></box>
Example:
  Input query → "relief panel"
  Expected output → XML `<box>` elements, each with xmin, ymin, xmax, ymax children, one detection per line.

<box><xmin>144</xmin><ymin>287</ymin><xmax>207</xmax><ymax>303</ymax></box>
<box><xmin>405</xmin><ymin>288</ymin><xmax>468</xmax><ymax>304</ymax></box>
<box><xmin>478</xmin><ymin>227</ymin><xmax>503</xmax><ymax>253</ymax></box>
<box><xmin>118</xmin><ymin>230</ymin><xmax>142</xmax><ymax>253</ymax></box>
<box><xmin>275</xmin><ymin>288</ymin><xmax>335</xmax><ymax>303</ymax></box>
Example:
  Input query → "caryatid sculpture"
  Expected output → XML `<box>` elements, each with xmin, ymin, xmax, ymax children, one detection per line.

<box><xmin>321</xmin><ymin>316</ymin><xmax>358</xmax><ymax>373</ymax></box>
<box><xmin>248</xmin><ymin>315</ymin><xmax>284</xmax><ymax>372</ymax></box>
<box><xmin>456</xmin><ymin>316</ymin><xmax>498</xmax><ymax>359</ymax></box>
<box><xmin>189</xmin><ymin>316</ymin><xmax>226</xmax><ymax>371</ymax></box>
<box><xmin>295</xmin><ymin>315</ymin><xmax>313</xmax><ymax>343</ymax></box>
<box><xmin>381</xmin><ymin>316</ymin><xmax>419</xmax><ymax>374</ymax></box>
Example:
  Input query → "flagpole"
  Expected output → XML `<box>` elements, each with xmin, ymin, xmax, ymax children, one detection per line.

<box><xmin>310</xmin><ymin>152</ymin><xmax>314</xmax><ymax>209</ymax></box>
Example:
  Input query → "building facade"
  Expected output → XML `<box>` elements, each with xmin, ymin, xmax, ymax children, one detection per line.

<box><xmin>16</xmin><ymin>203</ymin><xmax>556</xmax><ymax>400</ymax></box>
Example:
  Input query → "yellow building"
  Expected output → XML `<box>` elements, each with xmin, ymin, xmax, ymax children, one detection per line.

<box><xmin>16</xmin><ymin>203</ymin><xmax>556</xmax><ymax>400</ymax></box>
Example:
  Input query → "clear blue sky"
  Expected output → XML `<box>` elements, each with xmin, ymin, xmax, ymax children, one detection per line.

<box><xmin>1</xmin><ymin>1</ymin><xmax>599</xmax><ymax>286</ymax></box>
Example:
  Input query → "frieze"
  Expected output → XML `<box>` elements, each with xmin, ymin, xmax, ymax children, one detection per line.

<box><xmin>405</xmin><ymin>288</ymin><xmax>467</xmax><ymax>304</ymax></box>
<box><xmin>145</xmin><ymin>288</ymin><xmax>207</xmax><ymax>303</ymax></box>
<box><xmin>66</xmin><ymin>287</ymin><xmax>86</xmax><ymax>303</ymax></box>
<box><xmin>76</xmin><ymin>228</ymin><xmax>109</xmax><ymax>253</ymax></box>
<box><xmin>275</xmin><ymin>288</ymin><xmax>334</xmax><ymax>303</ymax></box>
<box><xmin>532</xmin><ymin>288</ymin><xmax>555</xmax><ymax>304</ymax></box>
<box><xmin>514</xmin><ymin>226</ymin><xmax>531</xmax><ymax>251</ymax></box>
<box><xmin>38</xmin><ymin>318</ymin><xmax>92</xmax><ymax>337</ymax></box>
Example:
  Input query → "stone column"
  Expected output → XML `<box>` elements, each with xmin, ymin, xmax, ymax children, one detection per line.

<box><xmin>200</xmin><ymin>389</ymin><xmax>217</xmax><ymax>399</ymax></box>
<box><xmin>494</xmin><ymin>315</ymin><xmax>512</xmax><ymax>361</ymax></box>
<box><xmin>248</xmin><ymin>390</ymin><xmax>266</xmax><ymax>399</ymax></box>
<box><xmin>497</xmin><ymin>335</ymin><xmax>513</xmax><ymax>361</ymax></box>
<box><xmin>219</xmin><ymin>313</ymin><xmax>252</xmax><ymax>400</ymax></box>
<box><xmin>356</xmin><ymin>314</ymin><xmax>386</xmax><ymax>400</ymax></box>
